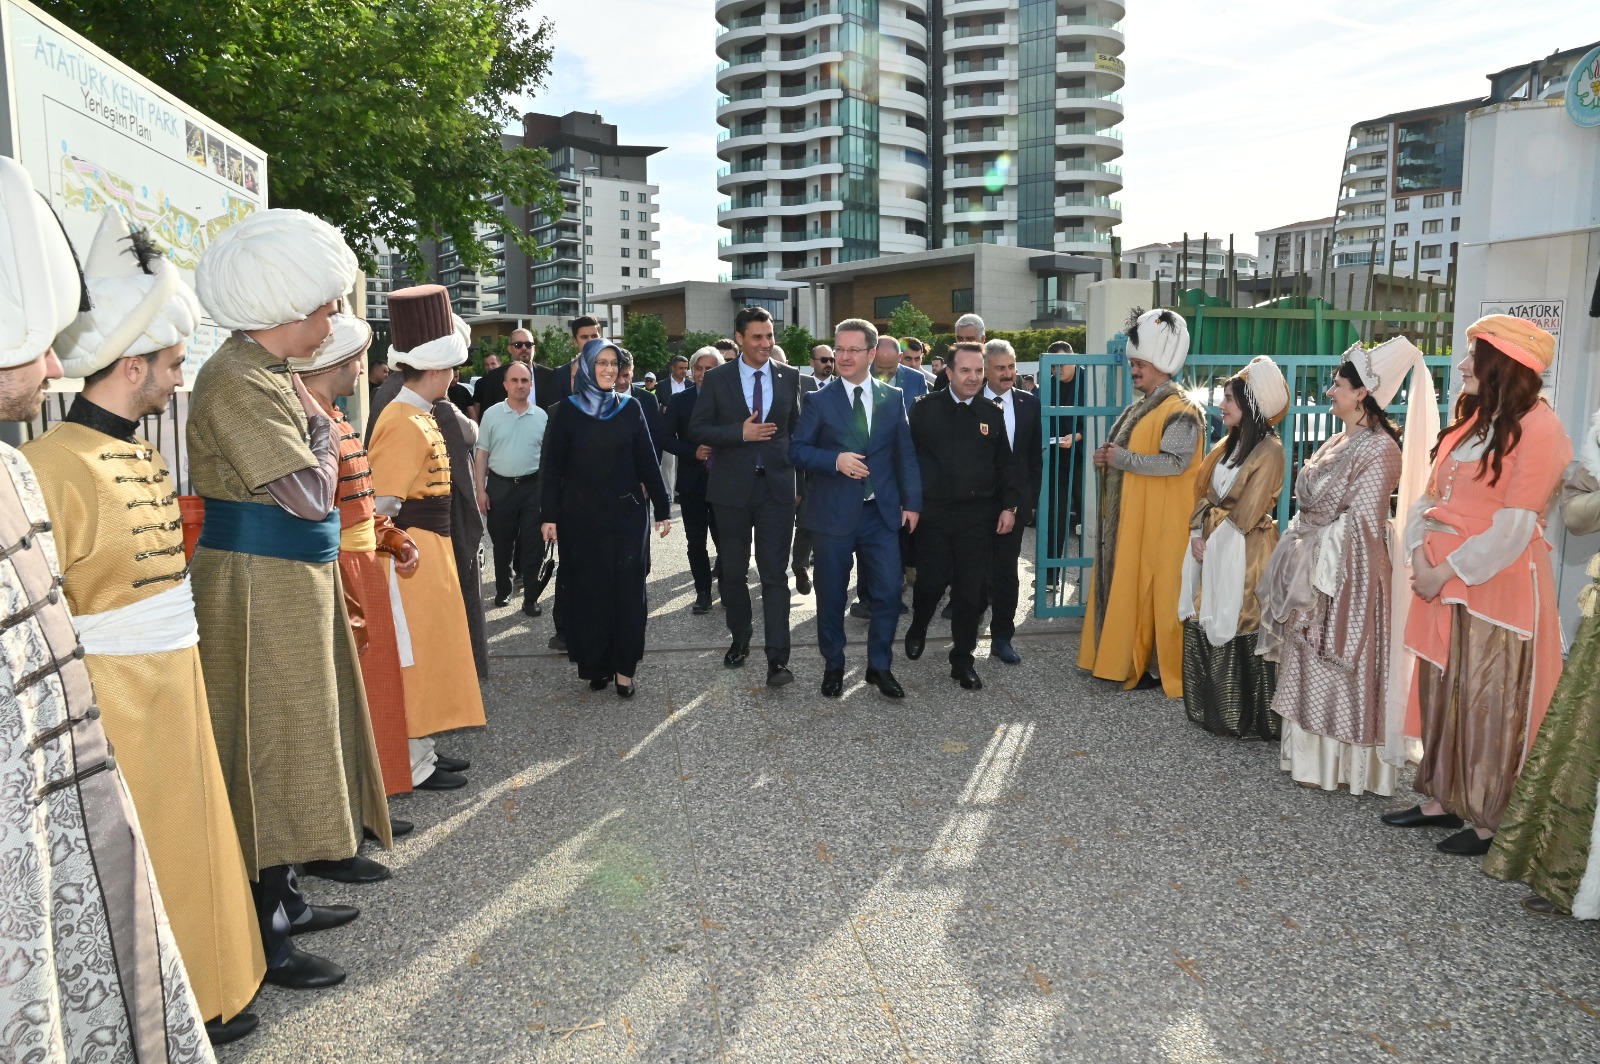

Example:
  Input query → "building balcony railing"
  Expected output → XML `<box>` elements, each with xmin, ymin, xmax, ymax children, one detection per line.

<box><xmin>952</xmin><ymin>23</ymin><xmax>1003</xmax><ymax>39</ymax></box>
<box><xmin>777</xmin><ymin>45</ymin><xmax>825</xmax><ymax>61</ymax></box>
<box><xmin>1054</xmin><ymin>194</ymin><xmax>1121</xmax><ymax>210</ymax></box>
<box><xmin>779</xmin><ymin>3</ymin><xmax>836</xmax><ymax>22</ymax></box>
<box><xmin>1056</xmin><ymin>88</ymin><xmax>1123</xmax><ymax>104</ymax></box>
<box><xmin>1346</xmin><ymin>135</ymin><xmax>1388</xmax><ymax>153</ymax></box>
<box><xmin>1345</xmin><ymin>162</ymin><xmax>1387</xmax><ymax>174</ymax></box>
<box><xmin>721</xmin><ymin>53</ymin><xmax>768</xmax><ymax>70</ymax></box>
<box><xmin>950</xmin><ymin>230</ymin><xmax>1009</xmax><ymax>246</ymax></box>
<box><xmin>1055</xmin><ymin>229</ymin><xmax>1113</xmax><ymax>245</ymax></box>
<box><xmin>952</xmin><ymin>127</ymin><xmax>1008</xmax><ymax>144</ymax></box>
<box><xmin>779</xmin><ymin>78</ymin><xmax>841</xmax><ymax>96</ymax></box>
<box><xmin>951</xmin><ymin>92</ymin><xmax>1005</xmax><ymax>109</ymax></box>
<box><xmin>716</xmin><ymin>14</ymin><xmax>764</xmax><ymax>36</ymax></box>
<box><xmin>729</xmin><ymin>266</ymin><xmax>776</xmax><ymax>280</ymax></box>
<box><xmin>1055</xmin><ymin>160</ymin><xmax>1123</xmax><ymax>176</ymax></box>
<box><xmin>717</xmin><ymin>196</ymin><xmax>767</xmax><ymax>213</ymax></box>
<box><xmin>1056</xmin><ymin>123</ymin><xmax>1122</xmax><ymax>140</ymax></box>
<box><xmin>1059</xmin><ymin>14</ymin><xmax>1124</xmax><ymax>29</ymax></box>
<box><xmin>1334</xmin><ymin>251</ymin><xmax>1386</xmax><ymax>268</ymax></box>
<box><xmin>720</xmin><ymin>87</ymin><xmax>768</xmax><ymax>104</ymax></box>
<box><xmin>1035</xmin><ymin>299</ymin><xmax>1087</xmax><ymax>321</ymax></box>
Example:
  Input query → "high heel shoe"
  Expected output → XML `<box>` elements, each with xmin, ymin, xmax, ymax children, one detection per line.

<box><xmin>616</xmin><ymin>680</ymin><xmax>635</xmax><ymax>699</ymax></box>
<box><xmin>589</xmin><ymin>676</ymin><xmax>611</xmax><ymax>691</ymax></box>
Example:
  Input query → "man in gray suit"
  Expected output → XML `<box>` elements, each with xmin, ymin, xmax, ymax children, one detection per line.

<box><xmin>690</xmin><ymin>306</ymin><xmax>802</xmax><ymax>686</ymax></box>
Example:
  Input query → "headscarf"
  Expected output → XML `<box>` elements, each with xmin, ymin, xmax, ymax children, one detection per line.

<box><xmin>568</xmin><ymin>337</ymin><xmax>632</xmax><ymax>420</ymax></box>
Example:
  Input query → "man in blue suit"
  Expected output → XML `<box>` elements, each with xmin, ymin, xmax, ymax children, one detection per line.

<box><xmin>792</xmin><ymin>318</ymin><xmax>922</xmax><ymax>699</ymax></box>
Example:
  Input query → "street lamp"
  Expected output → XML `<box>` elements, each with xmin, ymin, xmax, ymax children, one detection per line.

<box><xmin>579</xmin><ymin>165</ymin><xmax>599</xmax><ymax>322</ymax></box>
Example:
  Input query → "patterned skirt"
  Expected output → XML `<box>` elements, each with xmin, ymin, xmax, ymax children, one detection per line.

<box><xmin>1182</xmin><ymin>621</ymin><xmax>1280</xmax><ymax>740</ymax></box>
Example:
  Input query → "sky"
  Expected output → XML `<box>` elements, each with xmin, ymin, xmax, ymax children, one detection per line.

<box><xmin>513</xmin><ymin>0</ymin><xmax>1598</xmax><ymax>279</ymax></box>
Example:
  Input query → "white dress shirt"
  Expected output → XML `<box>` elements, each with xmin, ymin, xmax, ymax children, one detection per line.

<box><xmin>984</xmin><ymin>385</ymin><xmax>1016</xmax><ymax>447</ymax></box>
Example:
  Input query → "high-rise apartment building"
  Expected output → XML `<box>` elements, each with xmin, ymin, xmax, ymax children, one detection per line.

<box><xmin>713</xmin><ymin>0</ymin><xmax>1124</xmax><ymax>282</ymax></box>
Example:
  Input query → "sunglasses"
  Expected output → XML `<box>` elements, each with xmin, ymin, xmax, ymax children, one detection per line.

<box><xmin>509</xmin><ymin>341</ymin><xmax>533</xmax><ymax>349</ymax></box>
<box><xmin>814</xmin><ymin>357</ymin><xmax>835</xmax><ymax>364</ymax></box>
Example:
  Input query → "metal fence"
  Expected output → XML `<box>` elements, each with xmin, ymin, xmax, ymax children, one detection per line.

<box><xmin>1033</xmin><ymin>346</ymin><xmax>1455</xmax><ymax>619</ymax></box>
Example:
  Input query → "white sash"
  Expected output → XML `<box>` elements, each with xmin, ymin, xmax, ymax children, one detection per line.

<box><xmin>74</xmin><ymin>577</ymin><xmax>200</xmax><ymax>656</ymax></box>
<box><xmin>387</xmin><ymin>557</ymin><xmax>415</xmax><ymax>667</ymax></box>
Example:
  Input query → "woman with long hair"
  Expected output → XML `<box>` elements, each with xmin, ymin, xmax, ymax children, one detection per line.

<box><xmin>1258</xmin><ymin>337</ymin><xmax>1435</xmax><ymax>794</ymax></box>
<box><xmin>1180</xmin><ymin>357</ymin><xmax>1287</xmax><ymax>738</ymax></box>
<box><xmin>1385</xmin><ymin>316</ymin><xmax>1570</xmax><ymax>856</ymax></box>
<box><xmin>540</xmin><ymin>338</ymin><xmax>671</xmax><ymax>698</ymax></box>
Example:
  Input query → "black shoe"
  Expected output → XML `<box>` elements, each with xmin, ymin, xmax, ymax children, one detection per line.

<box><xmin>1437</xmin><ymin>828</ymin><xmax>1494</xmax><ymax>856</ymax></box>
<box><xmin>548</xmin><ymin>632</ymin><xmax>567</xmax><ymax>652</ymax></box>
<box><xmin>692</xmin><ymin>593</ymin><xmax>713</xmax><ymax>615</ymax></box>
<box><xmin>1523</xmin><ymin>894</ymin><xmax>1564</xmax><ymax>915</ymax></box>
<box><xmin>899</xmin><ymin>600</ymin><xmax>909</xmax><ymax>615</ymax></box>
<box><xmin>1380</xmin><ymin>805</ymin><xmax>1465</xmax><ymax>829</ymax></box>
<box><xmin>766</xmin><ymin>662</ymin><xmax>793</xmax><ymax>687</ymax></box>
<box><xmin>415</xmin><ymin>768</ymin><xmax>468</xmax><ymax>791</ymax></box>
<box><xmin>493</xmin><ymin>593</ymin><xmax>510</xmax><ymax>608</ymax></box>
<box><xmin>1132</xmin><ymin>673</ymin><xmax>1163</xmax><ymax>691</ymax></box>
<box><xmin>904</xmin><ymin>627</ymin><xmax>926</xmax><ymax>661</ymax></box>
<box><xmin>206</xmin><ymin>1012</ymin><xmax>259</xmax><ymax>1046</ymax></box>
<box><xmin>616</xmin><ymin>680</ymin><xmax>635</xmax><ymax>699</ymax></box>
<box><xmin>522</xmin><ymin>600</ymin><xmax>543</xmax><ymax>617</ymax></box>
<box><xmin>290</xmin><ymin>904</ymin><xmax>361</xmax><ymax>935</ymax></box>
<box><xmin>724</xmin><ymin>640</ymin><xmax>750</xmax><ymax>667</ymax></box>
<box><xmin>941</xmin><ymin>603</ymin><xmax>954</xmax><ymax>620</ymax></box>
<box><xmin>589</xmin><ymin>676</ymin><xmax>612</xmax><ymax>691</ymax></box>
<box><xmin>864</xmin><ymin>668</ymin><xmax>905</xmax><ymax>699</ymax></box>
<box><xmin>364</xmin><ymin>817</ymin><xmax>412</xmax><ymax>842</ymax></box>
<box><xmin>951</xmin><ymin>664</ymin><xmax>983</xmax><ymax>690</ymax></box>
<box><xmin>433</xmin><ymin>754</ymin><xmax>469</xmax><ymax>773</ymax></box>
<box><xmin>263</xmin><ymin>947</ymin><xmax>346</xmax><ymax>990</ymax></box>
<box><xmin>794</xmin><ymin>569</ymin><xmax>812</xmax><ymax>595</ymax></box>
<box><xmin>849</xmin><ymin>600</ymin><xmax>871</xmax><ymax>619</ymax></box>
<box><xmin>820</xmin><ymin>668</ymin><xmax>844</xmax><ymax>697</ymax></box>
<box><xmin>990</xmin><ymin>639</ymin><xmax>1022</xmax><ymax>664</ymax></box>
<box><xmin>300</xmin><ymin>855</ymin><xmax>391</xmax><ymax>884</ymax></box>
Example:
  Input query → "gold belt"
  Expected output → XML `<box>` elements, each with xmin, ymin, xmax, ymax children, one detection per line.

<box><xmin>340</xmin><ymin>517</ymin><xmax>377</xmax><ymax>553</ymax></box>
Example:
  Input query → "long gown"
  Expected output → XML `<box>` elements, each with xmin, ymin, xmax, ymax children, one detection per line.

<box><xmin>1257</xmin><ymin>427</ymin><xmax>1401</xmax><ymax>795</ymax></box>
<box><xmin>1486</xmin><ymin>461</ymin><xmax>1600</xmax><ymax>915</ymax></box>
<box><xmin>540</xmin><ymin>398</ymin><xmax>669</xmax><ymax>681</ymax></box>
<box><xmin>1179</xmin><ymin>436</ymin><xmax>1284</xmax><ymax>739</ymax></box>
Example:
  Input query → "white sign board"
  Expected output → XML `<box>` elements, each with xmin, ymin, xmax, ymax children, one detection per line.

<box><xmin>1479</xmin><ymin>299</ymin><xmax>1561</xmax><ymax>396</ymax></box>
<box><xmin>2</xmin><ymin>0</ymin><xmax>267</xmax><ymax>384</ymax></box>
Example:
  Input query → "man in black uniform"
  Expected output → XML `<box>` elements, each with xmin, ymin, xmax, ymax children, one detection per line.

<box><xmin>903</xmin><ymin>342</ymin><xmax>1020</xmax><ymax>690</ymax></box>
<box><xmin>662</xmin><ymin>348</ymin><xmax>723</xmax><ymax>612</ymax></box>
<box><xmin>980</xmin><ymin>338</ymin><xmax>1042</xmax><ymax>664</ymax></box>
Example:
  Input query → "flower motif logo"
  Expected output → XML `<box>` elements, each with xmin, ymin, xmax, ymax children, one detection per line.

<box><xmin>1567</xmin><ymin>47</ymin><xmax>1600</xmax><ymax>127</ymax></box>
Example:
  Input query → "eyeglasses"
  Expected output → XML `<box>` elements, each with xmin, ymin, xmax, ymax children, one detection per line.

<box><xmin>594</xmin><ymin>358</ymin><xmax>619</xmax><ymax>369</ymax></box>
<box><xmin>834</xmin><ymin>347</ymin><xmax>872</xmax><ymax>356</ymax></box>
<box><xmin>509</xmin><ymin>341</ymin><xmax>533</xmax><ymax>349</ymax></box>
<box><xmin>813</xmin><ymin>357</ymin><xmax>835</xmax><ymax>364</ymax></box>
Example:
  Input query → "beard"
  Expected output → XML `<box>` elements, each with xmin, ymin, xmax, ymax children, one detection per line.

<box><xmin>0</xmin><ymin>373</ymin><xmax>48</xmax><ymax>423</ymax></box>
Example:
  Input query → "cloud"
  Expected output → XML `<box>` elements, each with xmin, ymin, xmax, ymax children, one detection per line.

<box><xmin>532</xmin><ymin>0</ymin><xmax>718</xmax><ymax>105</ymax></box>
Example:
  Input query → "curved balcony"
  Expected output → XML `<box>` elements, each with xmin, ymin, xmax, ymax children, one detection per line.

<box><xmin>1053</xmin><ymin>194</ymin><xmax>1122</xmax><ymax>220</ymax></box>
<box><xmin>879</xmin><ymin>49</ymin><xmax>929</xmax><ymax>82</ymax></box>
<box><xmin>947</xmin><ymin>91</ymin><xmax>1012</xmax><ymax>118</ymax></box>
<box><xmin>766</xmin><ymin>46</ymin><xmax>842</xmax><ymax>74</ymax></box>
<box><xmin>1055</xmin><ymin>88</ymin><xmax>1123</xmax><ymax>121</ymax></box>
<box><xmin>717</xmin><ymin>229</ymin><xmax>844</xmax><ymax>252</ymax></box>
<box><xmin>1337</xmin><ymin>186</ymin><xmax>1387</xmax><ymax>207</ymax></box>
<box><xmin>715</xmin><ymin>85</ymin><xmax>771</xmax><ymax>121</ymax></box>
<box><xmin>1055</xmin><ymin>123</ymin><xmax>1122</xmax><ymax>151</ymax></box>
<box><xmin>880</xmin><ymin>122</ymin><xmax>929</xmax><ymax>152</ymax></box>
<box><xmin>944</xmin><ymin>201</ymin><xmax>1016</xmax><ymax>225</ymax></box>
<box><xmin>717</xmin><ymin>120</ymin><xmax>842</xmax><ymax>151</ymax></box>
<box><xmin>1054</xmin><ymin>159</ymin><xmax>1123</xmax><ymax>182</ymax></box>
<box><xmin>880</xmin><ymin>86</ymin><xmax>932</xmax><ymax>118</ymax></box>
<box><xmin>715</xmin><ymin>17</ymin><xmax>768</xmax><ymax>53</ymax></box>
<box><xmin>1344</xmin><ymin>134</ymin><xmax>1389</xmax><ymax>160</ymax></box>
<box><xmin>880</xmin><ymin>12</ymin><xmax>928</xmax><ymax>46</ymax></box>
<box><xmin>714</xmin><ymin>0</ymin><xmax>763</xmax><ymax>20</ymax></box>
<box><xmin>714</xmin><ymin>156</ymin><xmax>845</xmax><ymax>191</ymax></box>
<box><xmin>943</xmin><ymin>26</ymin><xmax>1013</xmax><ymax>49</ymax></box>
<box><xmin>1056</xmin><ymin>55</ymin><xmax>1123</xmax><ymax>90</ymax></box>
<box><xmin>1056</xmin><ymin>14</ymin><xmax>1125</xmax><ymax>48</ymax></box>
<box><xmin>944</xmin><ymin>128</ymin><xmax>1017</xmax><ymax>155</ymax></box>
<box><xmin>771</xmin><ymin>79</ymin><xmax>844</xmax><ymax>105</ymax></box>
<box><xmin>940</xmin><ymin>0</ymin><xmax>1010</xmax><ymax>15</ymax></box>
<box><xmin>944</xmin><ymin>59</ymin><xmax>1010</xmax><ymax>88</ymax></box>
<box><xmin>1054</xmin><ymin>229</ymin><xmax>1114</xmax><ymax>253</ymax></box>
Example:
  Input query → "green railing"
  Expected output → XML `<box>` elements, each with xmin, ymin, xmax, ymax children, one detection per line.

<box><xmin>1032</xmin><ymin>343</ymin><xmax>1454</xmax><ymax>619</ymax></box>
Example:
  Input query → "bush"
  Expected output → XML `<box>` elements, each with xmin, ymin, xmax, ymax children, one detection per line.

<box><xmin>467</xmin><ymin>335</ymin><xmax>509</xmax><ymax>377</ymax></box>
<box><xmin>536</xmin><ymin>325</ymin><xmax>577</xmax><ymax>367</ymax></box>
<box><xmin>622</xmin><ymin>313</ymin><xmax>672</xmax><ymax>375</ymax></box>
<box><xmin>677</xmin><ymin>329</ymin><xmax>728</xmax><ymax>355</ymax></box>
<box><xmin>885</xmin><ymin>300</ymin><xmax>935</xmax><ymax>344</ymax></box>
<box><xmin>778</xmin><ymin>323</ymin><xmax>817</xmax><ymax>365</ymax></box>
<box><xmin>928</xmin><ymin>326</ymin><xmax>1088</xmax><ymax>362</ymax></box>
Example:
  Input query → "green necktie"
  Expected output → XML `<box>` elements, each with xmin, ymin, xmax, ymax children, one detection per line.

<box><xmin>853</xmin><ymin>384</ymin><xmax>873</xmax><ymax>500</ymax></box>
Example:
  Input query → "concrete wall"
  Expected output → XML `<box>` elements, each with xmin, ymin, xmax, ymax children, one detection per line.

<box><xmin>825</xmin><ymin>262</ymin><xmax>976</xmax><ymax>332</ymax></box>
<box><xmin>970</xmin><ymin>246</ymin><xmax>1037</xmax><ymax>331</ymax></box>
<box><xmin>1457</xmin><ymin>98</ymin><xmax>1600</xmax><ymax>639</ymax></box>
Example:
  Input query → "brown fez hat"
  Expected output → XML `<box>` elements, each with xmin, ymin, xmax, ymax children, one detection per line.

<box><xmin>387</xmin><ymin>284</ymin><xmax>468</xmax><ymax>369</ymax></box>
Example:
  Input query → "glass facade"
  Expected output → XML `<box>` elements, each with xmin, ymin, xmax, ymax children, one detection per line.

<box><xmin>837</xmin><ymin>0</ymin><xmax>881</xmax><ymax>262</ymax></box>
<box><xmin>1014</xmin><ymin>0</ymin><xmax>1055</xmax><ymax>250</ymax></box>
<box><xmin>1395</xmin><ymin>113</ymin><xmax>1465</xmax><ymax>192</ymax></box>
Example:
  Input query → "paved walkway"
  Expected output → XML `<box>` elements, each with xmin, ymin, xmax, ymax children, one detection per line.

<box><xmin>221</xmin><ymin>525</ymin><xmax>1600</xmax><ymax>1063</ymax></box>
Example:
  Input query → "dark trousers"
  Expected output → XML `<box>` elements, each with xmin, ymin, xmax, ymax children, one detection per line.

<box><xmin>486</xmin><ymin>472</ymin><xmax>541</xmax><ymax>602</ymax></box>
<box><xmin>714</xmin><ymin>475</ymin><xmax>795</xmax><ymax>663</ymax></box>
<box><xmin>911</xmin><ymin>504</ymin><xmax>994</xmax><ymax>669</ymax></box>
<box><xmin>680</xmin><ymin>491</ymin><xmax>720</xmax><ymax>597</ymax></box>
<box><xmin>252</xmin><ymin>864</ymin><xmax>309</xmax><ymax>968</ymax></box>
<box><xmin>792</xmin><ymin>526</ymin><xmax>812</xmax><ymax>575</ymax></box>
<box><xmin>983</xmin><ymin>524</ymin><xmax>1025</xmax><ymax>640</ymax></box>
<box><xmin>814</xmin><ymin>501</ymin><xmax>903</xmax><ymax>671</ymax></box>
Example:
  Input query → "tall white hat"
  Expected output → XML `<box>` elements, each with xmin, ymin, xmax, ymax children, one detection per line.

<box><xmin>1239</xmin><ymin>355</ymin><xmax>1289</xmax><ymax>426</ymax></box>
<box><xmin>1126</xmin><ymin>308</ymin><xmax>1190</xmax><ymax>375</ymax></box>
<box><xmin>195</xmin><ymin>208</ymin><xmax>358</xmax><ymax>330</ymax></box>
<box><xmin>299</xmin><ymin>313</ymin><xmax>373</xmax><ymax>376</ymax></box>
<box><xmin>0</xmin><ymin>156</ymin><xmax>84</xmax><ymax>368</ymax></box>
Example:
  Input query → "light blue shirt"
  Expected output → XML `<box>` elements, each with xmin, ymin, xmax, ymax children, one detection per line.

<box><xmin>737</xmin><ymin>356</ymin><xmax>771</xmax><ymax>421</ymax></box>
<box><xmin>475</xmin><ymin>399</ymin><xmax>547</xmax><ymax>477</ymax></box>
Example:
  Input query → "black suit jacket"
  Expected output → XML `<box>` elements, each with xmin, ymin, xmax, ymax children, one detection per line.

<box><xmin>661</xmin><ymin>385</ymin><xmax>708</xmax><ymax>498</ymax></box>
<box><xmin>689</xmin><ymin>357</ymin><xmax>801</xmax><ymax>508</ymax></box>
<box><xmin>630</xmin><ymin>385</ymin><xmax>663</xmax><ymax>460</ymax></box>
<box><xmin>994</xmin><ymin>388</ymin><xmax>1044</xmax><ymax>521</ymax></box>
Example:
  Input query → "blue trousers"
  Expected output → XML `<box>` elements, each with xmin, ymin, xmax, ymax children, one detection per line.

<box><xmin>812</xmin><ymin>501</ymin><xmax>903</xmax><ymax>672</ymax></box>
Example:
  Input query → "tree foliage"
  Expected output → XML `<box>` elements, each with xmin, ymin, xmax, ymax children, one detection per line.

<box><xmin>536</xmin><ymin>325</ymin><xmax>578</xmax><ymax>368</ymax></box>
<box><xmin>677</xmin><ymin>330</ymin><xmax>729</xmax><ymax>356</ymax></box>
<box><xmin>41</xmin><ymin>0</ymin><xmax>566</xmax><ymax>278</ymax></box>
<box><xmin>468</xmin><ymin>334</ymin><xmax>509</xmax><ymax>377</ymax></box>
<box><xmin>778</xmin><ymin>324</ymin><xmax>817</xmax><ymax>365</ymax></box>
<box><xmin>885</xmin><ymin>301</ymin><xmax>935</xmax><ymax>344</ymax></box>
<box><xmin>621</xmin><ymin>314</ymin><xmax>671</xmax><ymax>375</ymax></box>
<box><xmin>928</xmin><ymin>327</ymin><xmax>1088</xmax><ymax>361</ymax></box>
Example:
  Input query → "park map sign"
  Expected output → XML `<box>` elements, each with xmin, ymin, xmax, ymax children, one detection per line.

<box><xmin>1</xmin><ymin>0</ymin><xmax>267</xmax><ymax>384</ymax></box>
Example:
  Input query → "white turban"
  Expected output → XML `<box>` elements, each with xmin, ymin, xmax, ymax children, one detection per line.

<box><xmin>299</xmin><ymin>313</ymin><xmax>373</xmax><ymax>375</ymax></box>
<box><xmin>0</xmin><ymin>156</ymin><xmax>83</xmax><ymax>368</ymax></box>
<box><xmin>1126</xmin><ymin>308</ymin><xmax>1190</xmax><ymax>376</ymax></box>
<box><xmin>55</xmin><ymin>210</ymin><xmax>202</xmax><ymax>378</ymax></box>
<box><xmin>1238</xmin><ymin>355</ymin><xmax>1288</xmax><ymax>426</ymax></box>
<box><xmin>195</xmin><ymin>208</ymin><xmax>359</xmax><ymax>330</ymax></box>
<box><xmin>391</xmin><ymin>314</ymin><xmax>469</xmax><ymax>371</ymax></box>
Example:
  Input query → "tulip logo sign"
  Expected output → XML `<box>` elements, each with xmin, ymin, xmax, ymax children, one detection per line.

<box><xmin>1568</xmin><ymin>45</ymin><xmax>1600</xmax><ymax>128</ymax></box>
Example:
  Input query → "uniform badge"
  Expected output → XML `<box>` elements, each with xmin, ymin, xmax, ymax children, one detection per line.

<box><xmin>979</xmin><ymin>423</ymin><xmax>990</xmax><ymax>435</ymax></box>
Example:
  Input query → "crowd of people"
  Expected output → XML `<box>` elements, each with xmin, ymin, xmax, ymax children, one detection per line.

<box><xmin>4</xmin><ymin>174</ymin><xmax>1600</xmax><ymax>1060</ymax></box>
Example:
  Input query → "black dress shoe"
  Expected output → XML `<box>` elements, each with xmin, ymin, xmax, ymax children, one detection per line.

<box><xmin>849</xmin><ymin>599</ymin><xmax>871</xmax><ymax>619</ymax></box>
<box><xmin>724</xmin><ymin>640</ymin><xmax>750</xmax><ymax>667</ymax></box>
<box><xmin>290</xmin><ymin>904</ymin><xmax>360</xmax><ymax>935</ymax></box>
<box><xmin>364</xmin><ymin>817</ymin><xmax>412</xmax><ymax>842</ymax></box>
<box><xmin>301</xmin><ymin>855</ymin><xmax>391</xmax><ymax>884</ymax></box>
<box><xmin>263</xmin><ymin>947</ymin><xmax>345</xmax><ymax>990</ymax></box>
<box><xmin>493</xmin><ymin>593</ymin><xmax>510</xmax><ymax>608</ymax></box>
<box><xmin>940</xmin><ymin>602</ymin><xmax>954</xmax><ymax>620</ymax></box>
<box><xmin>206</xmin><ymin>1012</ymin><xmax>259</xmax><ymax>1046</ymax></box>
<box><xmin>692</xmin><ymin>593</ymin><xmax>713</xmax><ymax>615</ymax></box>
<box><xmin>616</xmin><ymin>680</ymin><xmax>635</xmax><ymax>699</ymax></box>
<box><xmin>864</xmin><ymin>668</ymin><xmax>905</xmax><ymax>699</ymax></box>
<box><xmin>522</xmin><ymin>600</ymin><xmax>543</xmax><ymax>617</ymax></box>
<box><xmin>589</xmin><ymin>676</ymin><xmax>612</xmax><ymax>691</ymax></box>
<box><xmin>548</xmin><ymin>632</ymin><xmax>567</xmax><ymax>652</ymax></box>
<box><xmin>794</xmin><ymin>569</ymin><xmax>812</xmax><ymax>595</ymax></box>
<box><xmin>820</xmin><ymin>668</ymin><xmax>844</xmax><ymax>697</ymax></box>
<box><xmin>951</xmin><ymin>664</ymin><xmax>983</xmax><ymax>690</ymax></box>
<box><xmin>1523</xmin><ymin>894</ymin><xmax>1564</xmax><ymax>915</ymax></box>
<box><xmin>415</xmin><ymin>768</ymin><xmax>468</xmax><ymax>791</ymax></box>
<box><xmin>1132</xmin><ymin>673</ymin><xmax>1163</xmax><ymax>691</ymax></box>
<box><xmin>1437</xmin><ymin>828</ymin><xmax>1494</xmax><ymax>856</ymax></box>
<box><xmin>904</xmin><ymin>628</ymin><xmax>926</xmax><ymax>661</ymax></box>
<box><xmin>990</xmin><ymin>639</ymin><xmax>1022</xmax><ymax>664</ymax></box>
<box><xmin>433</xmin><ymin>754</ymin><xmax>470</xmax><ymax>773</ymax></box>
<box><xmin>1380</xmin><ymin>805</ymin><xmax>1465</xmax><ymax>829</ymax></box>
<box><xmin>766</xmin><ymin>662</ymin><xmax>793</xmax><ymax>687</ymax></box>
